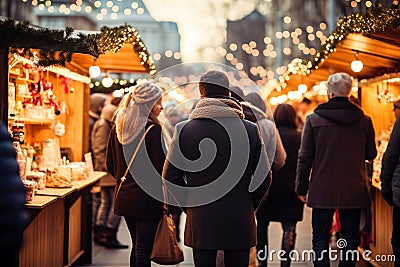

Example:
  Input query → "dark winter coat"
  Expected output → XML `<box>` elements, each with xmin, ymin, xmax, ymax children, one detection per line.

<box><xmin>257</xmin><ymin>126</ymin><xmax>304</xmax><ymax>222</ymax></box>
<box><xmin>381</xmin><ymin>116</ymin><xmax>400</xmax><ymax>207</ymax></box>
<box><xmin>92</xmin><ymin>104</ymin><xmax>117</xmax><ymax>187</ymax></box>
<box><xmin>163</xmin><ymin>100</ymin><xmax>271</xmax><ymax>249</ymax></box>
<box><xmin>296</xmin><ymin>97</ymin><xmax>377</xmax><ymax>209</ymax></box>
<box><xmin>106</xmin><ymin>121</ymin><xmax>165</xmax><ymax>219</ymax></box>
<box><xmin>0</xmin><ymin>122</ymin><xmax>27</xmax><ymax>265</ymax></box>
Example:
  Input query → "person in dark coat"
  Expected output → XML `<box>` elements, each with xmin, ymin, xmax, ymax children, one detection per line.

<box><xmin>296</xmin><ymin>73</ymin><xmax>377</xmax><ymax>267</ymax></box>
<box><xmin>92</xmin><ymin>103</ymin><xmax>128</xmax><ymax>249</ymax></box>
<box><xmin>106</xmin><ymin>82</ymin><xmax>165</xmax><ymax>267</ymax></box>
<box><xmin>0</xmin><ymin>122</ymin><xmax>26</xmax><ymax>266</ymax></box>
<box><xmin>163</xmin><ymin>70</ymin><xmax>271</xmax><ymax>267</ymax></box>
<box><xmin>89</xmin><ymin>93</ymin><xmax>107</xmax><ymax>228</ymax></box>
<box><xmin>256</xmin><ymin>103</ymin><xmax>303</xmax><ymax>267</ymax></box>
<box><xmin>380</xmin><ymin>103</ymin><xmax>400</xmax><ymax>267</ymax></box>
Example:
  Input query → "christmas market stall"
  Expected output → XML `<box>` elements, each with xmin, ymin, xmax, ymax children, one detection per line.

<box><xmin>266</xmin><ymin>4</ymin><xmax>400</xmax><ymax>266</ymax></box>
<box><xmin>0</xmin><ymin>19</ymin><xmax>155</xmax><ymax>267</ymax></box>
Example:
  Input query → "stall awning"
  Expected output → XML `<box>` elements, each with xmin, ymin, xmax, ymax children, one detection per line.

<box><xmin>71</xmin><ymin>43</ymin><xmax>150</xmax><ymax>74</ymax></box>
<box><xmin>271</xmin><ymin>4</ymin><xmax>400</xmax><ymax>96</ymax></box>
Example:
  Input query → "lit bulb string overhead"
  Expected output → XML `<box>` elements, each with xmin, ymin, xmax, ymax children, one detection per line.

<box><xmin>277</xmin><ymin>3</ymin><xmax>400</xmax><ymax>91</ymax></box>
<box><xmin>21</xmin><ymin>0</ymin><xmax>147</xmax><ymax>21</ymax></box>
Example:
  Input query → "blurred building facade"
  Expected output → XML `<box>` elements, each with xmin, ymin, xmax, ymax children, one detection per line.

<box><xmin>0</xmin><ymin>0</ymin><xmax>37</xmax><ymax>23</ymax></box>
<box><xmin>96</xmin><ymin>0</ymin><xmax>181</xmax><ymax>71</ymax></box>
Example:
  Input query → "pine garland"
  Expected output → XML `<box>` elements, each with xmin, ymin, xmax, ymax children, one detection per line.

<box><xmin>1</xmin><ymin>19</ymin><xmax>156</xmax><ymax>73</ymax></box>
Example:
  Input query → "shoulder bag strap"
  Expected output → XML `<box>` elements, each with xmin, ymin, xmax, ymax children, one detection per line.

<box><xmin>115</xmin><ymin>124</ymin><xmax>155</xmax><ymax>198</ymax></box>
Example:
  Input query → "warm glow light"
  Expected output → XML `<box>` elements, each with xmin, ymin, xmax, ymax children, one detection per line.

<box><xmin>112</xmin><ymin>6</ymin><xmax>119</xmax><ymax>12</ymax></box>
<box><xmin>229</xmin><ymin>43</ymin><xmax>237</xmax><ymax>51</ymax></box>
<box><xmin>298</xmin><ymin>84</ymin><xmax>308</xmax><ymax>93</ymax></box>
<box><xmin>131</xmin><ymin>2</ymin><xmax>138</xmax><ymax>9</ymax></box>
<box><xmin>264</xmin><ymin>37</ymin><xmax>271</xmax><ymax>44</ymax></box>
<box><xmin>351</xmin><ymin>52</ymin><xmax>363</xmax><ymax>72</ymax></box>
<box><xmin>106</xmin><ymin>1</ymin><xmax>113</xmax><ymax>7</ymax></box>
<box><xmin>94</xmin><ymin>1</ymin><xmax>101</xmax><ymax>8</ymax></box>
<box><xmin>124</xmin><ymin>8</ymin><xmax>131</xmax><ymax>15</ymax></box>
<box><xmin>351</xmin><ymin>60</ymin><xmax>363</xmax><ymax>72</ymax></box>
<box><xmin>102</xmin><ymin>76</ymin><xmax>113</xmax><ymax>88</ymax></box>
<box><xmin>137</xmin><ymin>8</ymin><xmax>144</xmax><ymax>14</ymax></box>
<box><xmin>165</xmin><ymin>50</ymin><xmax>173</xmax><ymax>57</ymax></box>
<box><xmin>89</xmin><ymin>65</ymin><xmax>101</xmax><ymax>78</ymax></box>
<box><xmin>111</xmin><ymin>13</ymin><xmax>118</xmax><ymax>19</ymax></box>
<box><xmin>283</xmin><ymin>16</ymin><xmax>292</xmax><ymax>24</ymax></box>
<box><xmin>85</xmin><ymin>6</ymin><xmax>92</xmax><ymax>12</ymax></box>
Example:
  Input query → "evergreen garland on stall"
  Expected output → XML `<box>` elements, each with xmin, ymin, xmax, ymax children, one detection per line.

<box><xmin>0</xmin><ymin>19</ymin><xmax>156</xmax><ymax>73</ymax></box>
<box><xmin>279</xmin><ymin>2</ymin><xmax>400</xmax><ymax>90</ymax></box>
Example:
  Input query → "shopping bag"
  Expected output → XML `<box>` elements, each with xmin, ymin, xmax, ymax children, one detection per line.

<box><xmin>150</xmin><ymin>212</ymin><xmax>184</xmax><ymax>264</ymax></box>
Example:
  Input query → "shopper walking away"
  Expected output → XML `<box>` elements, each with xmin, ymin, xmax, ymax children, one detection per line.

<box><xmin>296</xmin><ymin>73</ymin><xmax>377</xmax><ymax>267</ymax></box>
<box><xmin>106</xmin><ymin>82</ymin><xmax>165</xmax><ymax>267</ymax></box>
<box><xmin>380</xmin><ymin>100</ymin><xmax>400</xmax><ymax>267</ymax></box>
<box><xmin>256</xmin><ymin>104</ymin><xmax>304</xmax><ymax>267</ymax></box>
<box><xmin>163</xmin><ymin>70</ymin><xmax>271</xmax><ymax>267</ymax></box>
<box><xmin>92</xmin><ymin>103</ymin><xmax>128</xmax><ymax>248</ymax></box>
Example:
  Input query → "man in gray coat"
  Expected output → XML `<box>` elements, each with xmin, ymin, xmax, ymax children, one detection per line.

<box><xmin>380</xmin><ymin>100</ymin><xmax>400</xmax><ymax>267</ymax></box>
<box><xmin>296</xmin><ymin>73</ymin><xmax>377</xmax><ymax>267</ymax></box>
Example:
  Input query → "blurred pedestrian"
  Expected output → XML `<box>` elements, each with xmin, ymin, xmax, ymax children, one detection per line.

<box><xmin>296</xmin><ymin>73</ymin><xmax>377</xmax><ymax>267</ymax></box>
<box><xmin>162</xmin><ymin>101</ymin><xmax>187</xmax><ymax>242</ymax></box>
<box><xmin>163</xmin><ymin>71</ymin><xmax>271</xmax><ymax>267</ymax></box>
<box><xmin>89</xmin><ymin>93</ymin><xmax>107</xmax><ymax>228</ymax></box>
<box><xmin>256</xmin><ymin>104</ymin><xmax>304</xmax><ymax>267</ymax></box>
<box><xmin>92</xmin><ymin>103</ymin><xmax>128</xmax><ymax>249</ymax></box>
<box><xmin>107</xmin><ymin>82</ymin><xmax>165</xmax><ymax>267</ymax></box>
<box><xmin>380</xmin><ymin>100</ymin><xmax>400</xmax><ymax>267</ymax></box>
<box><xmin>296</xmin><ymin>97</ymin><xmax>313</xmax><ymax>129</ymax></box>
<box><xmin>244</xmin><ymin>92</ymin><xmax>286</xmax><ymax>171</ymax></box>
<box><xmin>0</xmin><ymin>122</ymin><xmax>26</xmax><ymax>266</ymax></box>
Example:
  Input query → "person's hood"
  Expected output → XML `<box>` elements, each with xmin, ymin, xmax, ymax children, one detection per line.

<box><xmin>314</xmin><ymin>97</ymin><xmax>364</xmax><ymax>125</ymax></box>
<box><xmin>100</xmin><ymin>104</ymin><xmax>117</xmax><ymax>123</ymax></box>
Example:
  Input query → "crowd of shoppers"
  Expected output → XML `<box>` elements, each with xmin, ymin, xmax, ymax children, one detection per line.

<box><xmin>11</xmin><ymin>69</ymin><xmax>400</xmax><ymax>267</ymax></box>
<box><xmin>90</xmin><ymin>70</ymin><xmax>397</xmax><ymax>267</ymax></box>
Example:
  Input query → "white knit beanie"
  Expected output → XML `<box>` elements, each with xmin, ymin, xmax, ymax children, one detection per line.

<box><xmin>327</xmin><ymin>73</ymin><xmax>352</xmax><ymax>97</ymax></box>
<box><xmin>115</xmin><ymin>82</ymin><xmax>162</xmax><ymax>144</ymax></box>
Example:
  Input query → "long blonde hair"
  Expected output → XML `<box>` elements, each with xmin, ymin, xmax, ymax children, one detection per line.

<box><xmin>115</xmin><ymin>82</ymin><xmax>162</xmax><ymax>144</ymax></box>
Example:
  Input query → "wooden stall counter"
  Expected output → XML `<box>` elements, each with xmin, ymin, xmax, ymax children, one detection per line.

<box><xmin>370</xmin><ymin>178</ymin><xmax>394</xmax><ymax>267</ymax></box>
<box><xmin>20</xmin><ymin>171</ymin><xmax>106</xmax><ymax>267</ymax></box>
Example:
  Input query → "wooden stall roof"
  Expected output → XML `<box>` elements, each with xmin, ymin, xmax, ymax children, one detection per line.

<box><xmin>0</xmin><ymin>19</ymin><xmax>155</xmax><ymax>75</ymax></box>
<box><xmin>268</xmin><ymin>5</ymin><xmax>400</xmax><ymax>97</ymax></box>
<box><xmin>277</xmin><ymin>30</ymin><xmax>400</xmax><ymax>95</ymax></box>
<box><xmin>70</xmin><ymin>43</ymin><xmax>149</xmax><ymax>74</ymax></box>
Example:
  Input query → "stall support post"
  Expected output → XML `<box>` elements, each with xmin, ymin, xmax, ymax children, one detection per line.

<box><xmin>0</xmin><ymin>45</ymin><xmax>9</xmax><ymax>125</ymax></box>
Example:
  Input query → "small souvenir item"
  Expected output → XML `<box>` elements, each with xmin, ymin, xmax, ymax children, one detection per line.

<box><xmin>54</xmin><ymin>121</ymin><xmax>66</xmax><ymax>136</ymax></box>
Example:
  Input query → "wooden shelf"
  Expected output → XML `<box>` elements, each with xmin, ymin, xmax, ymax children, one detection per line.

<box><xmin>16</xmin><ymin>77</ymin><xmax>37</xmax><ymax>83</ymax></box>
<box><xmin>8</xmin><ymin>116</ymin><xmax>54</xmax><ymax>125</ymax></box>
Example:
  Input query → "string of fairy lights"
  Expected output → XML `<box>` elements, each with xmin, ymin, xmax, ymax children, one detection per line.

<box><xmin>19</xmin><ymin>0</ymin><xmax>398</xmax><ymax>104</ymax></box>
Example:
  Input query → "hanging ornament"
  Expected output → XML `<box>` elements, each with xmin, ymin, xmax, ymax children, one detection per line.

<box><xmin>61</xmin><ymin>76</ymin><xmax>73</xmax><ymax>94</ymax></box>
<box><xmin>54</xmin><ymin>121</ymin><xmax>66</xmax><ymax>136</ymax></box>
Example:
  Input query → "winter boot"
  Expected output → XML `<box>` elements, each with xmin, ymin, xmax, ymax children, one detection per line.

<box><xmin>93</xmin><ymin>225</ymin><xmax>105</xmax><ymax>245</ymax></box>
<box><xmin>102</xmin><ymin>227</ymin><xmax>128</xmax><ymax>249</ymax></box>
<box><xmin>281</xmin><ymin>229</ymin><xmax>296</xmax><ymax>267</ymax></box>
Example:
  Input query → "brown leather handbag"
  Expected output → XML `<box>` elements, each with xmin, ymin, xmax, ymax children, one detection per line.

<box><xmin>150</xmin><ymin>179</ymin><xmax>184</xmax><ymax>264</ymax></box>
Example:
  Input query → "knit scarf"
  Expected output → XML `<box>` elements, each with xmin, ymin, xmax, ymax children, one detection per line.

<box><xmin>189</xmin><ymin>98</ymin><xmax>244</xmax><ymax>120</ymax></box>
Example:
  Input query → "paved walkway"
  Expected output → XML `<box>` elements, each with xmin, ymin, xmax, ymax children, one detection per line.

<box><xmin>76</xmin><ymin>207</ymin><xmax>369</xmax><ymax>267</ymax></box>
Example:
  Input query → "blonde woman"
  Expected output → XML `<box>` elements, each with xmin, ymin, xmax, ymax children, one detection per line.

<box><xmin>106</xmin><ymin>82</ymin><xmax>165</xmax><ymax>267</ymax></box>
